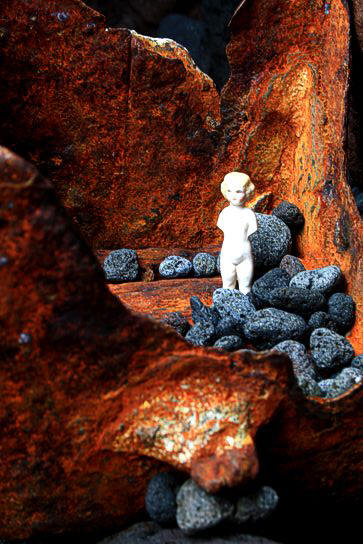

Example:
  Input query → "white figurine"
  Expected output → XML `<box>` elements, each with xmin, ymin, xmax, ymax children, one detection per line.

<box><xmin>217</xmin><ymin>172</ymin><xmax>258</xmax><ymax>294</ymax></box>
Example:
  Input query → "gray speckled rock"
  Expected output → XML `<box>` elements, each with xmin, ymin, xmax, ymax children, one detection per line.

<box><xmin>279</xmin><ymin>254</ymin><xmax>306</xmax><ymax>277</ymax></box>
<box><xmin>267</xmin><ymin>287</ymin><xmax>325</xmax><ymax>314</ymax></box>
<box><xmin>251</xmin><ymin>268</ymin><xmax>290</xmax><ymax>308</ymax></box>
<box><xmin>213</xmin><ymin>335</ymin><xmax>244</xmax><ymax>351</ymax></box>
<box><xmin>145</xmin><ymin>472</ymin><xmax>182</xmax><ymax>526</ymax></box>
<box><xmin>307</xmin><ymin>311</ymin><xmax>339</xmax><ymax>334</ymax></box>
<box><xmin>249</xmin><ymin>213</ymin><xmax>292</xmax><ymax>268</ymax></box>
<box><xmin>290</xmin><ymin>265</ymin><xmax>342</xmax><ymax>295</ymax></box>
<box><xmin>176</xmin><ymin>479</ymin><xmax>234</xmax><ymax>535</ymax></box>
<box><xmin>185</xmin><ymin>321</ymin><xmax>215</xmax><ymax>347</ymax></box>
<box><xmin>327</xmin><ymin>292</ymin><xmax>356</xmax><ymax>333</ymax></box>
<box><xmin>162</xmin><ymin>312</ymin><xmax>190</xmax><ymax>336</ymax></box>
<box><xmin>159</xmin><ymin>256</ymin><xmax>192</xmax><ymax>278</ymax></box>
<box><xmin>213</xmin><ymin>288</ymin><xmax>256</xmax><ymax>325</ymax></box>
<box><xmin>103</xmin><ymin>249</ymin><xmax>139</xmax><ymax>282</ymax></box>
<box><xmin>243</xmin><ymin>308</ymin><xmax>307</xmax><ymax>349</ymax></box>
<box><xmin>273</xmin><ymin>340</ymin><xmax>318</xmax><ymax>396</ymax></box>
<box><xmin>234</xmin><ymin>486</ymin><xmax>279</xmax><ymax>524</ymax></box>
<box><xmin>351</xmin><ymin>354</ymin><xmax>363</xmax><ymax>374</ymax></box>
<box><xmin>215</xmin><ymin>317</ymin><xmax>242</xmax><ymax>339</ymax></box>
<box><xmin>310</xmin><ymin>328</ymin><xmax>355</xmax><ymax>372</ymax></box>
<box><xmin>271</xmin><ymin>200</ymin><xmax>304</xmax><ymax>230</ymax></box>
<box><xmin>318</xmin><ymin>367</ymin><xmax>362</xmax><ymax>398</ymax></box>
<box><xmin>192</xmin><ymin>252</ymin><xmax>217</xmax><ymax>277</ymax></box>
<box><xmin>190</xmin><ymin>296</ymin><xmax>219</xmax><ymax>326</ymax></box>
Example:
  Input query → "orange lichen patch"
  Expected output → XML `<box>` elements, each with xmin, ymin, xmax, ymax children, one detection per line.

<box><xmin>108</xmin><ymin>277</ymin><xmax>221</xmax><ymax>320</ymax></box>
<box><xmin>221</xmin><ymin>0</ymin><xmax>363</xmax><ymax>352</ymax></box>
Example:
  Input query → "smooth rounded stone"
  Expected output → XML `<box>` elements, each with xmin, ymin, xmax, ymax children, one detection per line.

<box><xmin>145</xmin><ymin>472</ymin><xmax>181</xmax><ymax>526</ymax></box>
<box><xmin>185</xmin><ymin>321</ymin><xmax>216</xmax><ymax>347</ymax></box>
<box><xmin>295</xmin><ymin>372</ymin><xmax>321</xmax><ymax>397</ymax></box>
<box><xmin>215</xmin><ymin>316</ymin><xmax>242</xmax><ymax>339</ymax></box>
<box><xmin>318</xmin><ymin>368</ymin><xmax>362</xmax><ymax>398</ymax></box>
<box><xmin>351</xmin><ymin>354</ymin><xmax>363</xmax><ymax>374</ymax></box>
<box><xmin>176</xmin><ymin>479</ymin><xmax>234</xmax><ymax>535</ymax></box>
<box><xmin>266</xmin><ymin>287</ymin><xmax>325</xmax><ymax>314</ymax></box>
<box><xmin>213</xmin><ymin>335</ymin><xmax>244</xmax><ymax>351</ymax></box>
<box><xmin>103</xmin><ymin>248</ymin><xmax>139</xmax><ymax>282</ymax></box>
<box><xmin>327</xmin><ymin>292</ymin><xmax>356</xmax><ymax>333</ymax></box>
<box><xmin>234</xmin><ymin>486</ymin><xmax>279</xmax><ymax>524</ymax></box>
<box><xmin>251</xmin><ymin>268</ymin><xmax>290</xmax><ymax>307</ymax></box>
<box><xmin>213</xmin><ymin>288</ymin><xmax>256</xmax><ymax>325</ymax></box>
<box><xmin>307</xmin><ymin>311</ymin><xmax>339</xmax><ymax>334</ymax></box>
<box><xmin>279</xmin><ymin>254</ymin><xmax>305</xmax><ymax>277</ymax></box>
<box><xmin>159</xmin><ymin>256</ymin><xmax>192</xmax><ymax>278</ymax></box>
<box><xmin>271</xmin><ymin>200</ymin><xmax>304</xmax><ymax>230</ymax></box>
<box><xmin>190</xmin><ymin>296</ymin><xmax>219</xmax><ymax>326</ymax></box>
<box><xmin>249</xmin><ymin>213</ymin><xmax>292</xmax><ymax>268</ymax></box>
<box><xmin>310</xmin><ymin>328</ymin><xmax>355</xmax><ymax>372</ymax></box>
<box><xmin>162</xmin><ymin>312</ymin><xmax>190</xmax><ymax>336</ymax></box>
<box><xmin>192</xmin><ymin>252</ymin><xmax>217</xmax><ymax>277</ymax></box>
<box><xmin>243</xmin><ymin>308</ymin><xmax>307</xmax><ymax>349</ymax></box>
<box><xmin>289</xmin><ymin>265</ymin><xmax>342</xmax><ymax>295</ymax></box>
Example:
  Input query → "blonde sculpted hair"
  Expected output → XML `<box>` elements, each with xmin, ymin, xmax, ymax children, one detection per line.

<box><xmin>220</xmin><ymin>172</ymin><xmax>255</xmax><ymax>201</ymax></box>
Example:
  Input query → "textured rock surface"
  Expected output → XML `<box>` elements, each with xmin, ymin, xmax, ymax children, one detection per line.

<box><xmin>213</xmin><ymin>335</ymin><xmax>244</xmax><ymax>351</ymax></box>
<box><xmin>266</xmin><ymin>287</ymin><xmax>325</xmax><ymax>314</ymax></box>
<box><xmin>103</xmin><ymin>249</ymin><xmax>139</xmax><ymax>282</ymax></box>
<box><xmin>243</xmin><ymin>308</ymin><xmax>307</xmax><ymax>350</ymax></box>
<box><xmin>159</xmin><ymin>256</ymin><xmax>193</xmax><ymax>278</ymax></box>
<box><xmin>249</xmin><ymin>214</ymin><xmax>292</xmax><ymax>268</ymax></box>
<box><xmin>213</xmin><ymin>288</ymin><xmax>256</xmax><ymax>324</ymax></box>
<box><xmin>145</xmin><ymin>472</ymin><xmax>181</xmax><ymax>526</ymax></box>
<box><xmin>271</xmin><ymin>201</ymin><xmax>304</xmax><ymax>231</ymax></box>
<box><xmin>279</xmin><ymin>255</ymin><xmax>305</xmax><ymax>278</ymax></box>
<box><xmin>327</xmin><ymin>292</ymin><xmax>356</xmax><ymax>333</ymax></box>
<box><xmin>310</xmin><ymin>328</ymin><xmax>355</xmax><ymax>371</ymax></box>
<box><xmin>162</xmin><ymin>312</ymin><xmax>191</xmax><ymax>336</ymax></box>
<box><xmin>251</xmin><ymin>269</ymin><xmax>290</xmax><ymax>308</ymax></box>
<box><xmin>192</xmin><ymin>252</ymin><xmax>217</xmax><ymax>277</ymax></box>
<box><xmin>234</xmin><ymin>486</ymin><xmax>279</xmax><ymax>524</ymax></box>
<box><xmin>290</xmin><ymin>266</ymin><xmax>343</xmax><ymax>295</ymax></box>
<box><xmin>176</xmin><ymin>479</ymin><xmax>234</xmax><ymax>534</ymax></box>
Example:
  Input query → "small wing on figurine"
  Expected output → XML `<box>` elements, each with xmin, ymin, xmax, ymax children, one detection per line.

<box><xmin>247</xmin><ymin>209</ymin><xmax>258</xmax><ymax>237</ymax></box>
<box><xmin>217</xmin><ymin>209</ymin><xmax>226</xmax><ymax>231</ymax></box>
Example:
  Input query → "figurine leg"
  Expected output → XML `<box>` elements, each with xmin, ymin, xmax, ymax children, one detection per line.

<box><xmin>220</xmin><ymin>258</ymin><xmax>237</xmax><ymax>289</ymax></box>
<box><xmin>236</xmin><ymin>257</ymin><xmax>254</xmax><ymax>294</ymax></box>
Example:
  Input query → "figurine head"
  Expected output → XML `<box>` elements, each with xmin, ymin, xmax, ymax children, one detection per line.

<box><xmin>221</xmin><ymin>172</ymin><xmax>255</xmax><ymax>206</ymax></box>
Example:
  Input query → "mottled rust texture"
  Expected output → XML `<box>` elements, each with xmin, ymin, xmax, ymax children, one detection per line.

<box><xmin>220</xmin><ymin>0</ymin><xmax>363</xmax><ymax>351</ymax></box>
<box><xmin>0</xmin><ymin>0</ymin><xmax>221</xmax><ymax>249</ymax></box>
<box><xmin>0</xmin><ymin>147</ymin><xmax>292</xmax><ymax>538</ymax></box>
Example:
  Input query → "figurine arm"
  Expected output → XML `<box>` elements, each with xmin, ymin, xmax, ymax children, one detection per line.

<box><xmin>217</xmin><ymin>210</ymin><xmax>225</xmax><ymax>231</ymax></box>
<box><xmin>247</xmin><ymin>210</ymin><xmax>258</xmax><ymax>238</ymax></box>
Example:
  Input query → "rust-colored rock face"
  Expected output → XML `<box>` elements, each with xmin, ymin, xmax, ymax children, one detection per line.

<box><xmin>221</xmin><ymin>0</ymin><xmax>363</xmax><ymax>352</ymax></box>
<box><xmin>0</xmin><ymin>147</ymin><xmax>293</xmax><ymax>538</ymax></box>
<box><xmin>0</xmin><ymin>0</ymin><xmax>221</xmax><ymax>249</ymax></box>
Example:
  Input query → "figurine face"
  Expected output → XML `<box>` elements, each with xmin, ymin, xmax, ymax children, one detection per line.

<box><xmin>225</xmin><ymin>179</ymin><xmax>246</xmax><ymax>206</ymax></box>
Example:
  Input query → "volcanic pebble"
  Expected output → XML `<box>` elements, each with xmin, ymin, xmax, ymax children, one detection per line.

<box><xmin>310</xmin><ymin>328</ymin><xmax>355</xmax><ymax>371</ymax></box>
<box><xmin>249</xmin><ymin>213</ymin><xmax>292</xmax><ymax>268</ymax></box>
<box><xmin>234</xmin><ymin>486</ymin><xmax>279</xmax><ymax>524</ymax></box>
<box><xmin>318</xmin><ymin>368</ymin><xmax>362</xmax><ymax>398</ymax></box>
<box><xmin>176</xmin><ymin>479</ymin><xmax>234</xmax><ymax>535</ymax></box>
<box><xmin>162</xmin><ymin>312</ymin><xmax>190</xmax><ymax>336</ymax></box>
<box><xmin>279</xmin><ymin>254</ymin><xmax>306</xmax><ymax>277</ymax></box>
<box><xmin>327</xmin><ymin>292</ymin><xmax>355</xmax><ymax>333</ymax></box>
<box><xmin>213</xmin><ymin>335</ymin><xmax>244</xmax><ymax>351</ymax></box>
<box><xmin>243</xmin><ymin>308</ymin><xmax>307</xmax><ymax>349</ymax></box>
<box><xmin>266</xmin><ymin>287</ymin><xmax>325</xmax><ymax>314</ymax></box>
<box><xmin>159</xmin><ymin>256</ymin><xmax>192</xmax><ymax>278</ymax></box>
<box><xmin>251</xmin><ymin>268</ymin><xmax>290</xmax><ymax>307</ymax></box>
<box><xmin>145</xmin><ymin>472</ymin><xmax>180</xmax><ymax>526</ymax></box>
<box><xmin>290</xmin><ymin>265</ymin><xmax>342</xmax><ymax>294</ymax></box>
<box><xmin>351</xmin><ymin>354</ymin><xmax>363</xmax><ymax>374</ymax></box>
<box><xmin>192</xmin><ymin>252</ymin><xmax>217</xmax><ymax>277</ymax></box>
<box><xmin>190</xmin><ymin>296</ymin><xmax>219</xmax><ymax>325</ymax></box>
<box><xmin>213</xmin><ymin>288</ymin><xmax>256</xmax><ymax>325</ymax></box>
<box><xmin>103</xmin><ymin>248</ymin><xmax>139</xmax><ymax>282</ymax></box>
<box><xmin>307</xmin><ymin>311</ymin><xmax>339</xmax><ymax>334</ymax></box>
<box><xmin>271</xmin><ymin>200</ymin><xmax>304</xmax><ymax>230</ymax></box>
<box><xmin>185</xmin><ymin>321</ymin><xmax>215</xmax><ymax>346</ymax></box>
<box><xmin>215</xmin><ymin>316</ymin><xmax>242</xmax><ymax>338</ymax></box>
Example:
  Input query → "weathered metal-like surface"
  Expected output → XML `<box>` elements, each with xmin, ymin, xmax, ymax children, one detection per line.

<box><xmin>220</xmin><ymin>0</ymin><xmax>363</xmax><ymax>352</ymax></box>
<box><xmin>0</xmin><ymin>0</ymin><xmax>221</xmax><ymax>249</ymax></box>
<box><xmin>0</xmin><ymin>146</ymin><xmax>291</xmax><ymax>538</ymax></box>
<box><xmin>0</xmin><ymin>147</ymin><xmax>362</xmax><ymax>540</ymax></box>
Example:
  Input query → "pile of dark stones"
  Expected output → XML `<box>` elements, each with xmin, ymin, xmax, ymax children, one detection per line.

<box><xmin>143</xmin><ymin>472</ymin><xmax>278</xmax><ymax>537</ymax></box>
<box><xmin>162</xmin><ymin>201</ymin><xmax>363</xmax><ymax>400</ymax></box>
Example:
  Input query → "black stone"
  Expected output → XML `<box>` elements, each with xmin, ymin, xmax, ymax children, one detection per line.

<box><xmin>327</xmin><ymin>292</ymin><xmax>355</xmax><ymax>333</ymax></box>
<box><xmin>271</xmin><ymin>200</ymin><xmax>305</xmax><ymax>230</ymax></box>
<box><xmin>251</xmin><ymin>268</ymin><xmax>290</xmax><ymax>307</ymax></box>
<box><xmin>145</xmin><ymin>472</ymin><xmax>182</xmax><ymax>526</ymax></box>
<box><xmin>162</xmin><ymin>312</ymin><xmax>190</xmax><ymax>336</ymax></box>
<box><xmin>243</xmin><ymin>308</ymin><xmax>307</xmax><ymax>349</ymax></box>
<box><xmin>190</xmin><ymin>296</ymin><xmax>219</xmax><ymax>326</ymax></box>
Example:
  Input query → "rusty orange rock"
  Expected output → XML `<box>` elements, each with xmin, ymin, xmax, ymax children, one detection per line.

<box><xmin>1</xmin><ymin>147</ymin><xmax>361</xmax><ymax>541</ymax></box>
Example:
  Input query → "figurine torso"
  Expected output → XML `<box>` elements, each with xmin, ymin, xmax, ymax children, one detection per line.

<box><xmin>217</xmin><ymin>206</ymin><xmax>256</xmax><ymax>266</ymax></box>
